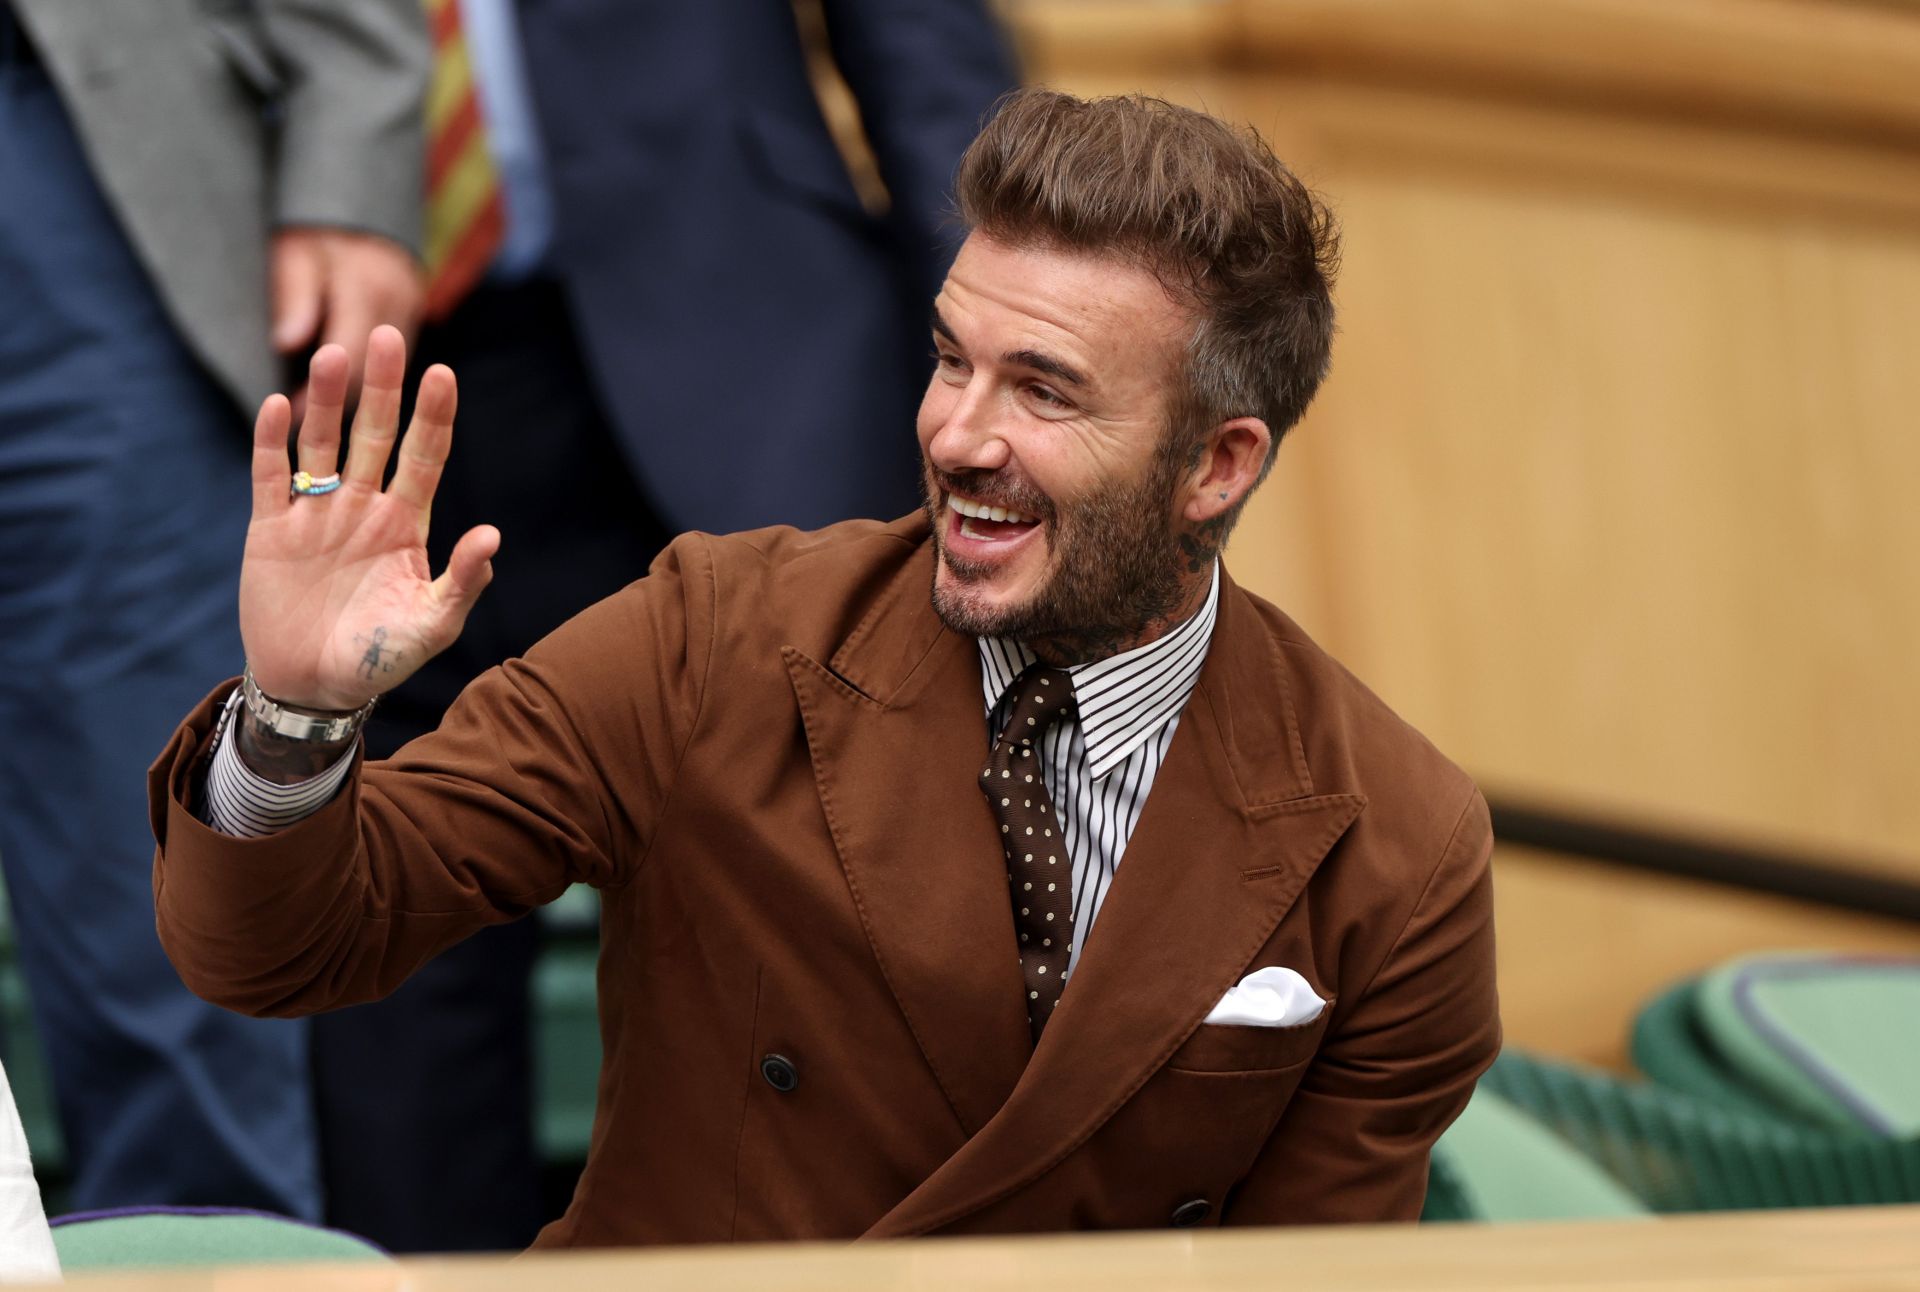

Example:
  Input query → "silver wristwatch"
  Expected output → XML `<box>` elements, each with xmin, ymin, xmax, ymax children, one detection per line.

<box><xmin>240</xmin><ymin>666</ymin><xmax>376</xmax><ymax>743</ymax></box>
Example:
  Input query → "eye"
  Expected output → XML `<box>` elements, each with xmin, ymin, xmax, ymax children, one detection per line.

<box><xmin>1027</xmin><ymin>383</ymin><xmax>1071</xmax><ymax>410</ymax></box>
<box><xmin>930</xmin><ymin>348</ymin><xmax>968</xmax><ymax>374</ymax></box>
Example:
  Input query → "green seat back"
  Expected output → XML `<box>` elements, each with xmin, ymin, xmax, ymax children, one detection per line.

<box><xmin>1481</xmin><ymin>1049</ymin><xmax>1920</xmax><ymax>1212</ymax></box>
<box><xmin>1632</xmin><ymin>978</ymin><xmax>1808</xmax><ymax>1125</ymax></box>
<box><xmin>535</xmin><ymin>940</ymin><xmax>601</xmax><ymax>1163</ymax></box>
<box><xmin>1695</xmin><ymin>954</ymin><xmax>1920</xmax><ymax>1137</ymax></box>
<box><xmin>51</xmin><ymin>1209</ymin><xmax>389</xmax><ymax>1271</ymax></box>
<box><xmin>1425</xmin><ymin>1087</ymin><xmax>1648</xmax><ymax>1221</ymax></box>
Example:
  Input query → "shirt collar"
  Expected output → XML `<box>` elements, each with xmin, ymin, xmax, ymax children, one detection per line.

<box><xmin>977</xmin><ymin>562</ymin><xmax>1220</xmax><ymax>780</ymax></box>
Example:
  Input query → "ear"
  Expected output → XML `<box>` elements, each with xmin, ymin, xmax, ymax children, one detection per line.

<box><xmin>1179</xmin><ymin>416</ymin><xmax>1272</xmax><ymax>524</ymax></box>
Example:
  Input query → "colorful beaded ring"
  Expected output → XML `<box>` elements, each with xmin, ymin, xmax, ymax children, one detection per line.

<box><xmin>290</xmin><ymin>471</ymin><xmax>343</xmax><ymax>497</ymax></box>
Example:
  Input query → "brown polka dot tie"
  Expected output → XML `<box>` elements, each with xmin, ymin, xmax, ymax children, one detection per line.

<box><xmin>979</xmin><ymin>664</ymin><xmax>1077</xmax><ymax>1043</ymax></box>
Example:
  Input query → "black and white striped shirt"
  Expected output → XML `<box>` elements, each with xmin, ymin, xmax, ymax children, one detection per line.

<box><xmin>977</xmin><ymin>562</ymin><xmax>1219</xmax><ymax>977</ymax></box>
<box><xmin>205</xmin><ymin>562</ymin><xmax>1222</xmax><ymax>949</ymax></box>
<box><xmin>203</xmin><ymin>686</ymin><xmax>358</xmax><ymax>834</ymax></box>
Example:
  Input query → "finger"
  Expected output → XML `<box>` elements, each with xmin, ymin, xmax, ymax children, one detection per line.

<box><xmin>342</xmin><ymin>325</ymin><xmax>408</xmax><ymax>488</ymax></box>
<box><xmin>319</xmin><ymin>291</ymin><xmax>377</xmax><ymax>402</ymax></box>
<box><xmin>387</xmin><ymin>363</ymin><xmax>458</xmax><ymax>521</ymax></box>
<box><xmin>287</xmin><ymin>382</ymin><xmax>309</xmax><ymax>429</ymax></box>
<box><xmin>439</xmin><ymin>525</ymin><xmax>501</xmax><ymax>613</ymax></box>
<box><xmin>251</xmin><ymin>394</ymin><xmax>294</xmax><ymax>520</ymax></box>
<box><xmin>423</xmin><ymin>525</ymin><xmax>500</xmax><ymax>655</ymax></box>
<box><xmin>295</xmin><ymin>346</ymin><xmax>350</xmax><ymax>478</ymax></box>
<box><xmin>271</xmin><ymin>236</ymin><xmax>324</xmax><ymax>355</ymax></box>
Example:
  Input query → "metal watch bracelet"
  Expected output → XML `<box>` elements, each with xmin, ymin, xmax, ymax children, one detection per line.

<box><xmin>240</xmin><ymin>666</ymin><xmax>376</xmax><ymax>744</ymax></box>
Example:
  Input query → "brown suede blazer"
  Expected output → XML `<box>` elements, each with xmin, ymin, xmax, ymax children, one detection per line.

<box><xmin>150</xmin><ymin>513</ymin><xmax>1499</xmax><ymax>1246</ymax></box>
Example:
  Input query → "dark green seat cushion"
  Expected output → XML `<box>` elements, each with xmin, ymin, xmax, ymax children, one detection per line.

<box><xmin>1631</xmin><ymin>977</ymin><xmax>1807</xmax><ymax>1125</ymax></box>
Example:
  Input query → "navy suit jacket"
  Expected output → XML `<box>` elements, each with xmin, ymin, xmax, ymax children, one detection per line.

<box><xmin>518</xmin><ymin>0</ymin><xmax>1016</xmax><ymax>533</ymax></box>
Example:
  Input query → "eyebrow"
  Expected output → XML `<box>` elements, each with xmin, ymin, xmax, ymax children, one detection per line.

<box><xmin>1005</xmin><ymin>348</ymin><xmax>1087</xmax><ymax>388</ymax></box>
<box><xmin>929</xmin><ymin>306</ymin><xmax>1089</xmax><ymax>389</ymax></box>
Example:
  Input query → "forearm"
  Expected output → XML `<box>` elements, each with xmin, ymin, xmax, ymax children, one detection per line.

<box><xmin>194</xmin><ymin>671</ymin><xmax>367</xmax><ymax>835</ymax></box>
<box><xmin>163</xmin><ymin>687</ymin><xmax>512</xmax><ymax>1018</ymax></box>
<box><xmin>200</xmin><ymin>687</ymin><xmax>357</xmax><ymax>837</ymax></box>
<box><xmin>236</xmin><ymin>718</ymin><xmax>355</xmax><ymax>783</ymax></box>
<box><xmin>232</xmin><ymin>687</ymin><xmax>360</xmax><ymax>785</ymax></box>
<box><xmin>156</xmin><ymin>541</ymin><xmax>708</xmax><ymax>1013</ymax></box>
<box><xmin>155</xmin><ymin>638</ymin><xmax>642</xmax><ymax>1013</ymax></box>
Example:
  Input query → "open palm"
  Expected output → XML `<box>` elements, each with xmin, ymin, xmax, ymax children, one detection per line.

<box><xmin>241</xmin><ymin>327</ymin><xmax>498</xmax><ymax>711</ymax></box>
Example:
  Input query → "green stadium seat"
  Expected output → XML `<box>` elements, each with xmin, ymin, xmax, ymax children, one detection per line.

<box><xmin>1423</xmin><ymin>1086</ymin><xmax>1650</xmax><ymax>1222</ymax></box>
<box><xmin>534</xmin><ymin>938</ymin><xmax>601</xmax><ymax>1165</ymax></box>
<box><xmin>50</xmin><ymin>1208</ymin><xmax>389</xmax><ymax>1270</ymax></box>
<box><xmin>1691</xmin><ymin>954</ymin><xmax>1920</xmax><ymax>1137</ymax></box>
<box><xmin>1480</xmin><ymin>1049</ymin><xmax>1920</xmax><ymax>1212</ymax></box>
<box><xmin>1632</xmin><ymin>978</ymin><xmax>1806</xmax><ymax>1127</ymax></box>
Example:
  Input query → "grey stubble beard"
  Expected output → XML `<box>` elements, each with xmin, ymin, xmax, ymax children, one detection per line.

<box><xmin>922</xmin><ymin>441</ymin><xmax>1195</xmax><ymax>665</ymax></box>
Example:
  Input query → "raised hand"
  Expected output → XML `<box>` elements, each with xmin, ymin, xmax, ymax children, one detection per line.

<box><xmin>240</xmin><ymin>326</ymin><xmax>498</xmax><ymax>713</ymax></box>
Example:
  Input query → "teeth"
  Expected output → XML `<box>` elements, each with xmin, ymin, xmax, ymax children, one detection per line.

<box><xmin>950</xmin><ymin>495</ymin><xmax>1034</xmax><ymax>525</ymax></box>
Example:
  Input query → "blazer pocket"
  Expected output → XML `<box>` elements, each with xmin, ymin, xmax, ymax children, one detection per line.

<box><xmin>1164</xmin><ymin>1001</ymin><xmax>1335</xmax><ymax>1075</ymax></box>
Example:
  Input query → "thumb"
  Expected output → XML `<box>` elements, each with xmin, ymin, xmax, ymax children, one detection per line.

<box><xmin>271</xmin><ymin>234</ymin><xmax>326</xmax><ymax>354</ymax></box>
<box><xmin>425</xmin><ymin>524</ymin><xmax>501</xmax><ymax>645</ymax></box>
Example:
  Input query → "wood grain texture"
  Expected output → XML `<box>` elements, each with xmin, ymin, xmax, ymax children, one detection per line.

<box><xmin>47</xmin><ymin>1206</ymin><xmax>1920</xmax><ymax>1290</ymax></box>
<box><xmin>1237</xmin><ymin>0</ymin><xmax>1920</xmax><ymax>145</ymax></box>
<box><xmin>1492</xmin><ymin>846</ymin><xmax>1920</xmax><ymax>1070</ymax></box>
<box><xmin>1009</xmin><ymin>0</ymin><xmax>1920</xmax><ymax>873</ymax></box>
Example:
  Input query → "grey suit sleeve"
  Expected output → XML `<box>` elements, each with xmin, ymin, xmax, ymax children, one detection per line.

<box><xmin>257</xmin><ymin>0</ymin><xmax>432</xmax><ymax>255</ymax></box>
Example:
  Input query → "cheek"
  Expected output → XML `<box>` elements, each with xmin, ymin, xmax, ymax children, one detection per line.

<box><xmin>1016</xmin><ymin>441</ymin><xmax>1089</xmax><ymax>512</ymax></box>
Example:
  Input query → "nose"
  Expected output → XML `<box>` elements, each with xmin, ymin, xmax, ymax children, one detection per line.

<box><xmin>923</xmin><ymin>381</ymin><xmax>1012</xmax><ymax>476</ymax></box>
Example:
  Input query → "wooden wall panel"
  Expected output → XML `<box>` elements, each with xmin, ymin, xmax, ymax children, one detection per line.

<box><xmin>1007</xmin><ymin>0</ymin><xmax>1920</xmax><ymax>874</ymax></box>
<box><xmin>1246</xmin><ymin>159</ymin><xmax>1920</xmax><ymax>869</ymax></box>
<box><xmin>1493</xmin><ymin>846</ymin><xmax>1919</xmax><ymax>1070</ymax></box>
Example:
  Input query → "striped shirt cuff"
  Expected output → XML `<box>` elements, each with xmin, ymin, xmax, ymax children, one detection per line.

<box><xmin>200</xmin><ymin>687</ymin><xmax>357</xmax><ymax>837</ymax></box>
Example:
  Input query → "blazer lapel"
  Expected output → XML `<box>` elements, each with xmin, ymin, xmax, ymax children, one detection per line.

<box><xmin>786</xmin><ymin>548</ymin><xmax>1032</xmax><ymax>1139</ymax></box>
<box><xmin>866</xmin><ymin>570</ymin><xmax>1365</xmax><ymax>1237</ymax></box>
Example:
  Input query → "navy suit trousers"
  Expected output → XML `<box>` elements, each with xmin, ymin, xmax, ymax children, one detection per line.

<box><xmin>0</xmin><ymin>19</ymin><xmax>320</xmax><ymax>1218</ymax></box>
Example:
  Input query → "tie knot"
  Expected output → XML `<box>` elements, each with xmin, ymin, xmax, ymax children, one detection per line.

<box><xmin>994</xmin><ymin>665</ymin><xmax>1075</xmax><ymax>755</ymax></box>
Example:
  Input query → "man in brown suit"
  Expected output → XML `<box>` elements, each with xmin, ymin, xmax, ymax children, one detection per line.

<box><xmin>149</xmin><ymin>90</ymin><xmax>1498</xmax><ymax>1245</ymax></box>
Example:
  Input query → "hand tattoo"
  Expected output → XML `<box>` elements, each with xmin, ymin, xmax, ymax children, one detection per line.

<box><xmin>354</xmin><ymin>626</ymin><xmax>401</xmax><ymax>681</ymax></box>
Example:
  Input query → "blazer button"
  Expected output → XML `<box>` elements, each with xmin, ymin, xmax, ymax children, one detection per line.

<box><xmin>1169</xmin><ymin>1198</ymin><xmax>1212</xmax><ymax>1228</ymax></box>
<box><xmin>760</xmin><ymin>1053</ymin><xmax>799</xmax><ymax>1093</ymax></box>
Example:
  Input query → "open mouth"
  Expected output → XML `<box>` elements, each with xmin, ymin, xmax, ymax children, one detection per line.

<box><xmin>947</xmin><ymin>493</ymin><xmax>1043</xmax><ymax>546</ymax></box>
<box><xmin>952</xmin><ymin>491</ymin><xmax>1044</xmax><ymax>537</ymax></box>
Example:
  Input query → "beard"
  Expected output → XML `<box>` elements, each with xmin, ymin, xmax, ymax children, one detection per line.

<box><xmin>923</xmin><ymin>438</ymin><xmax>1191</xmax><ymax>660</ymax></box>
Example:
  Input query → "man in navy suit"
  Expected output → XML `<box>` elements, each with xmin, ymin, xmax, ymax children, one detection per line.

<box><xmin>313</xmin><ymin>0</ymin><xmax>1017</xmax><ymax>1251</ymax></box>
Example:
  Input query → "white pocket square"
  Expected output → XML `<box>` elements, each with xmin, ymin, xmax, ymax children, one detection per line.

<box><xmin>1203</xmin><ymin>966</ymin><xmax>1327</xmax><ymax>1028</ymax></box>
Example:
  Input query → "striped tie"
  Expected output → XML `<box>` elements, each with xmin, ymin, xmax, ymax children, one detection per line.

<box><xmin>422</xmin><ymin>0</ymin><xmax>505</xmax><ymax>320</ymax></box>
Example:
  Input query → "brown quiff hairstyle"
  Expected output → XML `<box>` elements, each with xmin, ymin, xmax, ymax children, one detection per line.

<box><xmin>954</xmin><ymin>88</ymin><xmax>1339</xmax><ymax>496</ymax></box>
